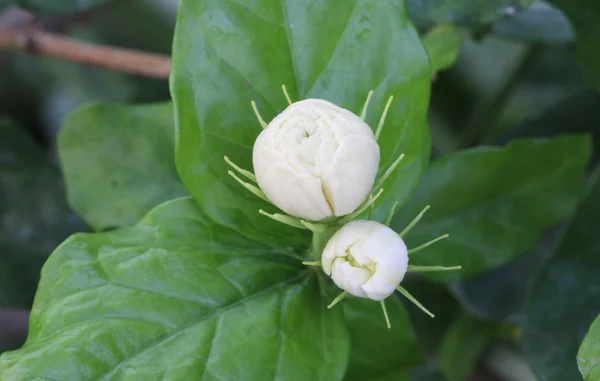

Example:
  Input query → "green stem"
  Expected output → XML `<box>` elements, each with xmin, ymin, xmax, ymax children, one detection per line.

<box><xmin>309</xmin><ymin>224</ymin><xmax>340</xmax><ymax>262</ymax></box>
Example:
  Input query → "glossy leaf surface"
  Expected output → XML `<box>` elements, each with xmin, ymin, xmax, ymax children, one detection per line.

<box><xmin>0</xmin><ymin>198</ymin><xmax>351</xmax><ymax>380</ymax></box>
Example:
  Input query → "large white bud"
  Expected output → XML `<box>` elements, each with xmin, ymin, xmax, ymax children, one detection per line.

<box><xmin>322</xmin><ymin>220</ymin><xmax>408</xmax><ymax>301</ymax></box>
<box><xmin>252</xmin><ymin>99</ymin><xmax>380</xmax><ymax>221</ymax></box>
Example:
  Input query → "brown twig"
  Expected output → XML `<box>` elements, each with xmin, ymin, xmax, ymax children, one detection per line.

<box><xmin>0</xmin><ymin>17</ymin><xmax>171</xmax><ymax>78</ymax></box>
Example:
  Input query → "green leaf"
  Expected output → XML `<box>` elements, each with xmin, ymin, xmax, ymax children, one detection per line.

<box><xmin>578</xmin><ymin>314</ymin><xmax>600</xmax><ymax>380</ymax></box>
<box><xmin>391</xmin><ymin>135</ymin><xmax>591</xmax><ymax>282</ymax></box>
<box><xmin>410</xmin><ymin>365</ymin><xmax>447</xmax><ymax>381</ymax></box>
<box><xmin>492</xmin><ymin>2</ymin><xmax>573</xmax><ymax>44</ymax></box>
<box><xmin>0</xmin><ymin>118</ymin><xmax>85</xmax><ymax>308</ymax></box>
<box><xmin>498</xmin><ymin>90</ymin><xmax>600</xmax><ymax>166</ymax></box>
<box><xmin>0</xmin><ymin>0</ymin><xmax>110</xmax><ymax>14</ymax></box>
<box><xmin>402</xmin><ymin>280</ymin><xmax>460</xmax><ymax>355</ymax></box>
<box><xmin>0</xmin><ymin>197</ymin><xmax>351</xmax><ymax>380</ymax></box>
<box><xmin>438</xmin><ymin>315</ymin><xmax>494</xmax><ymax>381</ymax></box>
<box><xmin>423</xmin><ymin>25</ymin><xmax>463</xmax><ymax>74</ymax></box>
<box><xmin>170</xmin><ymin>0</ymin><xmax>431</xmax><ymax>247</ymax></box>
<box><xmin>343</xmin><ymin>296</ymin><xmax>422</xmax><ymax>381</ymax></box>
<box><xmin>450</xmin><ymin>233</ymin><xmax>554</xmax><ymax>323</ymax></box>
<box><xmin>407</xmin><ymin>0</ymin><xmax>535</xmax><ymax>28</ymax></box>
<box><xmin>523</xmin><ymin>167</ymin><xmax>600</xmax><ymax>381</ymax></box>
<box><xmin>546</xmin><ymin>0</ymin><xmax>600</xmax><ymax>89</ymax></box>
<box><xmin>58</xmin><ymin>102</ymin><xmax>187</xmax><ymax>231</ymax></box>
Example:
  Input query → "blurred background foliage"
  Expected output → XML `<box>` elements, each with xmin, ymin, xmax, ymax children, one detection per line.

<box><xmin>1</xmin><ymin>0</ymin><xmax>599</xmax><ymax>380</ymax></box>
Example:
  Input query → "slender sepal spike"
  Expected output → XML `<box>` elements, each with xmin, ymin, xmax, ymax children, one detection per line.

<box><xmin>327</xmin><ymin>291</ymin><xmax>348</xmax><ymax>309</ymax></box>
<box><xmin>282</xmin><ymin>84</ymin><xmax>292</xmax><ymax>105</ymax></box>
<box><xmin>375</xmin><ymin>95</ymin><xmax>394</xmax><ymax>141</ymax></box>
<box><xmin>259</xmin><ymin>209</ymin><xmax>307</xmax><ymax>230</ymax></box>
<box><xmin>396</xmin><ymin>286</ymin><xmax>434</xmax><ymax>318</ymax></box>
<box><xmin>302</xmin><ymin>261</ymin><xmax>322</xmax><ymax>267</ymax></box>
<box><xmin>300</xmin><ymin>220</ymin><xmax>327</xmax><ymax>233</ymax></box>
<box><xmin>224</xmin><ymin>156</ymin><xmax>256</xmax><ymax>182</ymax></box>
<box><xmin>372</xmin><ymin>153</ymin><xmax>405</xmax><ymax>191</ymax></box>
<box><xmin>361</xmin><ymin>90</ymin><xmax>374</xmax><ymax>120</ymax></box>
<box><xmin>399</xmin><ymin>205</ymin><xmax>430</xmax><ymax>238</ymax></box>
<box><xmin>340</xmin><ymin>188</ymin><xmax>384</xmax><ymax>223</ymax></box>
<box><xmin>407</xmin><ymin>265</ymin><xmax>462</xmax><ymax>273</ymax></box>
<box><xmin>380</xmin><ymin>300</ymin><xmax>392</xmax><ymax>329</ymax></box>
<box><xmin>384</xmin><ymin>201</ymin><xmax>400</xmax><ymax>226</ymax></box>
<box><xmin>251</xmin><ymin>100</ymin><xmax>268</xmax><ymax>129</ymax></box>
<box><xmin>228</xmin><ymin>170</ymin><xmax>272</xmax><ymax>204</ymax></box>
<box><xmin>408</xmin><ymin>234</ymin><xmax>449</xmax><ymax>255</ymax></box>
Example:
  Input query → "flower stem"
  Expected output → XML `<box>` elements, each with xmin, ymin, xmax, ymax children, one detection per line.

<box><xmin>380</xmin><ymin>300</ymin><xmax>391</xmax><ymax>329</ymax></box>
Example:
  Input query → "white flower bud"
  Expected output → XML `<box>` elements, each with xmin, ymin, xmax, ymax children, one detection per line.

<box><xmin>322</xmin><ymin>220</ymin><xmax>408</xmax><ymax>301</ymax></box>
<box><xmin>252</xmin><ymin>99</ymin><xmax>380</xmax><ymax>221</ymax></box>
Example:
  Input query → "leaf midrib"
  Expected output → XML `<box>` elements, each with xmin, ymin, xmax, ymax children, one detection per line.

<box><xmin>94</xmin><ymin>272</ymin><xmax>308</xmax><ymax>381</ymax></box>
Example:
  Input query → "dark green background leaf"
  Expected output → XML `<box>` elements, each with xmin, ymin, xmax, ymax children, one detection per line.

<box><xmin>423</xmin><ymin>25</ymin><xmax>463</xmax><ymax>74</ymax></box>
<box><xmin>546</xmin><ymin>0</ymin><xmax>600</xmax><ymax>89</ymax></box>
<box><xmin>407</xmin><ymin>0</ymin><xmax>534</xmax><ymax>28</ymax></box>
<box><xmin>0</xmin><ymin>0</ymin><xmax>109</xmax><ymax>14</ymax></box>
<box><xmin>58</xmin><ymin>102</ymin><xmax>186</xmax><ymax>231</ymax></box>
<box><xmin>523</xmin><ymin>168</ymin><xmax>600</xmax><ymax>381</ymax></box>
<box><xmin>170</xmin><ymin>0</ymin><xmax>431</xmax><ymax>248</ymax></box>
<box><xmin>438</xmin><ymin>315</ymin><xmax>494</xmax><ymax>381</ymax></box>
<box><xmin>410</xmin><ymin>365</ymin><xmax>447</xmax><ymax>381</ymax></box>
<box><xmin>0</xmin><ymin>198</ymin><xmax>351</xmax><ymax>380</ymax></box>
<box><xmin>0</xmin><ymin>118</ymin><xmax>85</xmax><ymax>308</ymax></box>
<box><xmin>392</xmin><ymin>135</ymin><xmax>591</xmax><ymax>282</ymax></box>
<box><xmin>492</xmin><ymin>2</ymin><xmax>573</xmax><ymax>44</ymax></box>
<box><xmin>450</xmin><ymin>228</ymin><xmax>556</xmax><ymax>323</ymax></box>
<box><xmin>343</xmin><ymin>296</ymin><xmax>422</xmax><ymax>380</ymax></box>
<box><xmin>498</xmin><ymin>90</ymin><xmax>600</xmax><ymax>166</ymax></box>
<box><xmin>578</xmin><ymin>314</ymin><xmax>600</xmax><ymax>380</ymax></box>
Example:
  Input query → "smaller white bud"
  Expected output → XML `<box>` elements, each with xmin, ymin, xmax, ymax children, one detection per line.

<box><xmin>322</xmin><ymin>220</ymin><xmax>408</xmax><ymax>301</ymax></box>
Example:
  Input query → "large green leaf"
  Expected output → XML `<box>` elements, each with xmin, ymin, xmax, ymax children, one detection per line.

<box><xmin>407</xmin><ymin>0</ymin><xmax>535</xmax><ymax>28</ymax></box>
<box><xmin>523</xmin><ymin>168</ymin><xmax>600</xmax><ymax>381</ymax></box>
<box><xmin>546</xmin><ymin>0</ymin><xmax>600</xmax><ymax>89</ymax></box>
<box><xmin>0</xmin><ymin>0</ymin><xmax>109</xmax><ymax>14</ymax></box>
<box><xmin>578</xmin><ymin>314</ymin><xmax>600</xmax><ymax>380</ymax></box>
<box><xmin>450</xmin><ymin>231</ymin><xmax>555</xmax><ymax>323</ymax></box>
<box><xmin>0</xmin><ymin>118</ymin><xmax>85</xmax><ymax>308</ymax></box>
<box><xmin>0</xmin><ymin>197</ymin><xmax>351</xmax><ymax>380</ymax></box>
<box><xmin>492</xmin><ymin>1</ymin><xmax>573</xmax><ymax>44</ymax></box>
<box><xmin>391</xmin><ymin>135</ymin><xmax>591</xmax><ymax>282</ymax></box>
<box><xmin>343</xmin><ymin>296</ymin><xmax>422</xmax><ymax>381</ymax></box>
<box><xmin>170</xmin><ymin>0</ymin><xmax>431</xmax><ymax>248</ymax></box>
<box><xmin>58</xmin><ymin>102</ymin><xmax>187</xmax><ymax>231</ymax></box>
